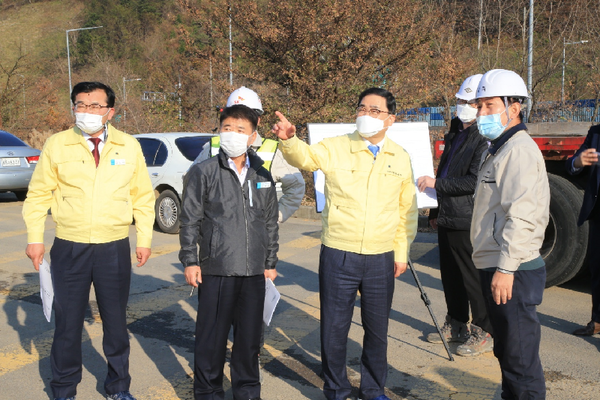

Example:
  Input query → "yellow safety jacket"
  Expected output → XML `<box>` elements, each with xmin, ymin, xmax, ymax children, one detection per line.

<box><xmin>279</xmin><ymin>133</ymin><xmax>418</xmax><ymax>262</ymax></box>
<box><xmin>23</xmin><ymin>125</ymin><xmax>155</xmax><ymax>248</ymax></box>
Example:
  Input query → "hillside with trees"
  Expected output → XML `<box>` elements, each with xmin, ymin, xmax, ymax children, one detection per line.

<box><xmin>1</xmin><ymin>0</ymin><xmax>600</xmax><ymax>148</ymax></box>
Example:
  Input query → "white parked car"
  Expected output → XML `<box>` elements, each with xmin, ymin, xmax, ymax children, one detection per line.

<box><xmin>135</xmin><ymin>132</ymin><xmax>215</xmax><ymax>233</ymax></box>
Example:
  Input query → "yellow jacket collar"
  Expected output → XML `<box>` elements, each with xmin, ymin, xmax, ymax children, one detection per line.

<box><xmin>66</xmin><ymin>124</ymin><xmax>126</xmax><ymax>146</ymax></box>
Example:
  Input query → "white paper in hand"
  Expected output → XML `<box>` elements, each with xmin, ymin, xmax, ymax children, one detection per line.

<box><xmin>263</xmin><ymin>278</ymin><xmax>280</xmax><ymax>326</ymax></box>
<box><xmin>39</xmin><ymin>259</ymin><xmax>54</xmax><ymax>322</ymax></box>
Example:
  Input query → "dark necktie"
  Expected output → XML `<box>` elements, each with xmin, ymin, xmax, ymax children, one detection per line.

<box><xmin>89</xmin><ymin>138</ymin><xmax>101</xmax><ymax>167</ymax></box>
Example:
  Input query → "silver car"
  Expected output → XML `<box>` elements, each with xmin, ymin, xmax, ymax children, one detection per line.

<box><xmin>135</xmin><ymin>132</ymin><xmax>215</xmax><ymax>233</ymax></box>
<box><xmin>0</xmin><ymin>130</ymin><xmax>41</xmax><ymax>201</ymax></box>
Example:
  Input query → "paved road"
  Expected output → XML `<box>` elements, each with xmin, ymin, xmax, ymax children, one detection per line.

<box><xmin>0</xmin><ymin>193</ymin><xmax>599</xmax><ymax>399</ymax></box>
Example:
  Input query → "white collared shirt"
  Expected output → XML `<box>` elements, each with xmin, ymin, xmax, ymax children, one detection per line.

<box><xmin>227</xmin><ymin>154</ymin><xmax>251</xmax><ymax>185</ymax></box>
<box><xmin>83</xmin><ymin>129</ymin><xmax>108</xmax><ymax>154</ymax></box>
<box><xmin>362</xmin><ymin>137</ymin><xmax>385</xmax><ymax>153</ymax></box>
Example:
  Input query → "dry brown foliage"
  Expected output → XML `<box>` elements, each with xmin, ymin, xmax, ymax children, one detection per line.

<box><xmin>180</xmin><ymin>0</ymin><xmax>443</xmax><ymax>136</ymax></box>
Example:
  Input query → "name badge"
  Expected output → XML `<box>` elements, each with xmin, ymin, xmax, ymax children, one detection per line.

<box><xmin>111</xmin><ymin>159</ymin><xmax>126</xmax><ymax>166</ymax></box>
<box><xmin>257</xmin><ymin>182</ymin><xmax>271</xmax><ymax>189</ymax></box>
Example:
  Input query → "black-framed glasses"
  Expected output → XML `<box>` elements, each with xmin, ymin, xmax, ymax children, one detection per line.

<box><xmin>73</xmin><ymin>102</ymin><xmax>111</xmax><ymax>113</ymax></box>
<box><xmin>356</xmin><ymin>106</ymin><xmax>391</xmax><ymax>118</ymax></box>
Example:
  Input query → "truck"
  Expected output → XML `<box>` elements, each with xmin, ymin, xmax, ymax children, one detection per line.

<box><xmin>433</xmin><ymin>122</ymin><xmax>592</xmax><ymax>287</ymax></box>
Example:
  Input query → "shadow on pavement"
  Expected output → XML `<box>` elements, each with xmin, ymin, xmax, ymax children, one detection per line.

<box><xmin>3</xmin><ymin>274</ymin><xmax>110</xmax><ymax>399</ymax></box>
<box><xmin>0</xmin><ymin>192</ymin><xmax>19</xmax><ymax>203</ymax></box>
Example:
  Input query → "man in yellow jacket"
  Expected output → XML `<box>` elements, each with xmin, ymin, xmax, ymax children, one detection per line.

<box><xmin>272</xmin><ymin>88</ymin><xmax>418</xmax><ymax>400</ymax></box>
<box><xmin>22</xmin><ymin>82</ymin><xmax>155</xmax><ymax>400</ymax></box>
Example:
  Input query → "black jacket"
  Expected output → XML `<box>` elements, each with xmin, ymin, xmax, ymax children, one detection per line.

<box><xmin>566</xmin><ymin>124</ymin><xmax>600</xmax><ymax>226</ymax></box>
<box><xmin>430</xmin><ymin>117</ymin><xmax>488</xmax><ymax>230</ymax></box>
<box><xmin>179</xmin><ymin>149</ymin><xmax>279</xmax><ymax>275</ymax></box>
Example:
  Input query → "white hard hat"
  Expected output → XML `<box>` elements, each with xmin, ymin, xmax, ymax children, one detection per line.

<box><xmin>226</xmin><ymin>86</ymin><xmax>263</xmax><ymax>115</ymax></box>
<box><xmin>456</xmin><ymin>74</ymin><xmax>483</xmax><ymax>101</ymax></box>
<box><xmin>475</xmin><ymin>69</ymin><xmax>529</xmax><ymax>99</ymax></box>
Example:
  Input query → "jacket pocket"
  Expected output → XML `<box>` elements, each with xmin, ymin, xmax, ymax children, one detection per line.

<box><xmin>105</xmin><ymin>159</ymin><xmax>136</xmax><ymax>188</ymax></box>
<box><xmin>108</xmin><ymin>196</ymin><xmax>132</xmax><ymax>227</ymax></box>
<box><xmin>478</xmin><ymin>211</ymin><xmax>501</xmax><ymax>251</ymax></box>
<box><xmin>54</xmin><ymin>192</ymin><xmax>84</xmax><ymax>229</ymax></box>
<box><xmin>492</xmin><ymin>213</ymin><xmax>501</xmax><ymax>246</ymax></box>
<box><xmin>328</xmin><ymin>201</ymin><xmax>358</xmax><ymax>239</ymax></box>
<box><xmin>382</xmin><ymin>171</ymin><xmax>404</xmax><ymax>194</ymax></box>
<box><xmin>209</xmin><ymin>225</ymin><xmax>220</xmax><ymax>259</ymax></box>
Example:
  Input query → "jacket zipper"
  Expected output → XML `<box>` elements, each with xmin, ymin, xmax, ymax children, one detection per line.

<box><xmin>223</xmin><ymin>153</ymin><xmax>259</xmax><ymax>275</ymax></box>
<box><xmin>242</xmin><ymin>181</ymin><xmax>249</xmax><ymax>275</ymax></box>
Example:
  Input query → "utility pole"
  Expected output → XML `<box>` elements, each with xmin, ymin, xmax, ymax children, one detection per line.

<box><xmin>478</xmin><ymin>0</ymin><xmax>483</xmax><ymax>51</ymax></box>
<box><xmin>178</xmin><ymin>73</ymin><xmax>182</xmax><ymax>126</ymax></box>
<box><xmin>228</xmin><ymin>4</ymin><xmax>233</xmax><ymax>86</ymax></box>
<box><xmin>526</xmin><ymin>0</ymin><xmax>533</xmax><ymax>122</ymax></box>
<box><xmin>123</xmin><ymin>77</ymin><xmax>142</xmax><ymax>122</ymax></box>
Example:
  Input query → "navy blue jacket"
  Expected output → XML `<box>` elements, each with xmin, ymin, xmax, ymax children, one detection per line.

<box><xmin>566</xmin><ymin>124</ymin><xmax>600</xmax><ymax>226</ymax></box>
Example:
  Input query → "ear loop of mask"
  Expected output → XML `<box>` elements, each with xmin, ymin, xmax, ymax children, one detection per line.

<box><xmin>502</xmin><ymin>96</ymin><xmax>512</xmax><ymax>130</ymax></box>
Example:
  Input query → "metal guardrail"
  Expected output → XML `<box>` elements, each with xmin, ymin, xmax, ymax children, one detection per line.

<box><xmin>398</xmin><ymin>102</ymin><xmax>600</xmax><ymax>127</ymax></box>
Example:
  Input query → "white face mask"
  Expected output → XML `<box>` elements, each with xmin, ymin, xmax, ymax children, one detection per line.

<box><xmin>220</xmin><ymin>131</ymin><xmax>253</xmax><ymax>157</ymax></box>
<box><xmin>75</xmin><ymin>112</ymin><xmax>107</xmax><ymax>134</ymax></box>
<box><xmin>456</xmin><ymin>103</ymin><xmax>478</xmax><ymax>123</ymax></box>
<box><xmin>356</xmin><ymin>115</ymin><xmax>385</xmax><ymax>138</ymax></box>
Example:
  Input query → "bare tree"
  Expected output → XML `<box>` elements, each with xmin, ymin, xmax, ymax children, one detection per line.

<box><xmin>180</xmin><ymin>0</ymin><xmax>441</xmax><ymax>130</ymax></box>
<box><xmin>0</xmin><ymin>43</ymin><xmax>28</xmax><ymax>129</ymax></box>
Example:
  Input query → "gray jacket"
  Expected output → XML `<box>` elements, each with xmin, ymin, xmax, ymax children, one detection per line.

<box><xmin>179</xmin><ymin>150</ymin><xmax>279</xmax><ymax>276</ymax></box>
<box><xmin>470</xmin><ymin>125</ymin><xmax>550</xmax><ymax>272</ymax></box>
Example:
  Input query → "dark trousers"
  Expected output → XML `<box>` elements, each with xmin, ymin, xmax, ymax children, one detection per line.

<box><xmin>193</xmin><ymin>275</ymin><xmax>265</xmax><ymax>400</ymax></box>
<box><xmin>49</xmin><ymin>237</ymin><xmax>132</xmax><ymax>398</ymax></box>
<box><xmin>588</xmin><ymin>215</ymin><xmax>600</xmax><ymax>323</ymax></box>
<box><xmin>479</xmin><ymin>268</ymin><xmax>546</xmax><ymax>400</ymax></box>
<box><xmin>319</xmin><ymin>245</ymin><xmax>394</xmax><ymax>400</ymax></box>
<box><xmin>438</xmin><ymin>226</ymin><xmax>493</xmax><ymax>334</ymax></box>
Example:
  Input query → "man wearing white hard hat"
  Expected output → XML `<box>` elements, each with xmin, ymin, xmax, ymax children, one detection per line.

<box><xmin>193</xmin><ymin>86</ymin><xmax>305</xmax><ymax>223</ymax></box>
<box><xmin>417</xmin><ymin>74</ymin><xmax>493</xmax><ymax>357</ymax></box>
<box><xmin>471</xmin><ymin>69</ymin><xmax>549</xmax><ymax>399</ymax></box>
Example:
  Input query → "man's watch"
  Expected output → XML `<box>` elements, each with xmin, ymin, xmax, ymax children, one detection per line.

<box><xmin>496</xmin><ymin>267</ymin><xmax>515</xmax><ymax>275</ymax></box>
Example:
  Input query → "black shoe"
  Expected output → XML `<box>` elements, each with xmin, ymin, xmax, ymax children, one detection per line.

<box><xmin>106</xmin><ymin>391</ymin><xmax>137</xmax><ymax>400</ymax></box>
<box><xmin>572</xmin><ymin>321</ymin><xmax>600</xmax><ymax>336</ymax></box>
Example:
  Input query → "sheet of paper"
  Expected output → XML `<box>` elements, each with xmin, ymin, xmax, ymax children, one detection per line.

<box><xmin>39</xmin><ymin>258</ymin><xmax>53</xmax><ymax>322</ymax></box>
<box><xmin>307</xmin><ymin>122</ymin><xmax>438</xmax><ymax>212</ymax></box>
<box><xmin>263</xmin><ymin>278</ymin><xmax>280</xmax><ymax>326</ymax></box>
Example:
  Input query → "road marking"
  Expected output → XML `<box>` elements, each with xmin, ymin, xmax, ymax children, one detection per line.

<box><xmin>285</xmin><ymin>236</ymin><xmax>321</xmax><ymax>249</ymax></box>
<box><xmin>277</xmin><ymin>236</ymin><xmax>321</xmax><ymax>259</ymax></box>
<box><xmin>0</xmin><ymin>250</ymin><xmax>28</xmax><ymax>266</ymax></box>
<box><xmin>262</xmin><ymin>292</ymin><xmax>321</xmax><ymax>361</ymax></box>
<box><xmin>0</xmin><ymin>229</ymin><xmax>27</xmax><ymax>239</ymax></box>
<box><xmin>129</xmin><ymin>243</ymin><xmax>181</xmax><ymax>264</ymax></box>
<box><xmin>0</xmin><ymin>323</ymin><xmax>103</xmax><ymax>377</ymax></box>
<box><xmin>410</xmin><ymin>361</ymin><xmax>501</xmax><ymax>399</ymax></box>
<box><xmin>147</xmin><ymin>243</ymin><xmax>181</xmax><ymax>259</ymax></box>
<box><xmin>137</xmin><ymin>374</ymin><xmax>193</xmax><ymax>400</ymax></box>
